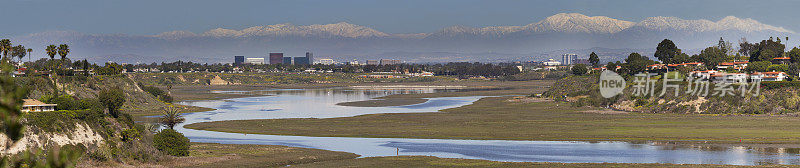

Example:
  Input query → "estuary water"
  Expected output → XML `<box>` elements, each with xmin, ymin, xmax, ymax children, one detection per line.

<box><xmin>176</xmin><ymin>88</ymin><xmax>800</xmax><ymax>165</ymax></box>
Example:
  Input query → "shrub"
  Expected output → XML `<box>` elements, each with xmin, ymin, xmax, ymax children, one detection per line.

<box><xmin>761</xmin><ymin>81</ymin><xmax>800</xmax><ymax>90</ymax></box>
<box><xmin>51</xmin><ymin>95</ymin><xmax>78</xmax><ymax>110</ymax></box>
<box><xmin>121</xmin><ymin>129</ymin><xmax>140</xmax><ymax>142</ymax></box>
<box><xmin>139</xmin><ymin>84</ymin><xmax>173</xmax><ymax>103</ymax></box>
<box><xmin>99</xmin><ymin>86</ymin><xmax>125</xmax><ymax>118</ymax></box>
<box><xmin>153</xmin><ymin>129</ymin><xmax>189</xmax><ymax>156</ymax></box>
<box><xmin>571</xmin><ymin>64</ymin><xmax>588</xmax><ymax>75</ymax></box>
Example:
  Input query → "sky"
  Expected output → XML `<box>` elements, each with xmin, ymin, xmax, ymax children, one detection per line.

<box><xmin>1</xmin><ymin>0</ymin><xmax>798</xmax><ymax>37</ymax></box>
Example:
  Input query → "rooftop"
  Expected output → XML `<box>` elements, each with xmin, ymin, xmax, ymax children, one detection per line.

<box><xmin>22</xmin><ymin>99</ymin><xmax>57</xmax><ymax>107</ymax></box>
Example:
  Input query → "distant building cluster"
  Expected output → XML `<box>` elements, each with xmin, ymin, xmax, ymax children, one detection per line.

<box><xmin>234</xmin><ymin>53</ymin><xmax>404</xmax><ymax>66</ymax></box>
<box><xmin>234</xmin><ymin>52</ymin><xmax>314</xmax><ymax>65</ymax></box>
<box><xmin>364</xmin><ymin>59</ymin><xmax>402</xmax><ymax>65</ymax></box>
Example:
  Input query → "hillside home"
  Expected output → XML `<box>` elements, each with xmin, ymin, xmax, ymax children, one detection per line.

<box><xmin>751</xmin><ymin>71</ymin><xmax>788</xmax><ymax>81</ymax></box>
<box><xmin>21</xmin><ymin>99</ymin><xmax>56</xmax><ymax>112</ymax></box>
<box><xmin>711</xmin><ymin>73</ymin><xmax>747</xmax><ymax>83</ymax></box>
<box><xmin>716</xmin><ymin>61</ymin><xmax>748</xmax><ymax>70</ymax></box>
<box><xmin>773</xmin><ymin>57</ymin><xmax>791</xmax><ymax>65</ymax></box>
<box><xmin>667</xmin><ymin>62</ymin><xmax>704</xmax><ymax>70</ymax></box>
<box><xmin>689</xmin><ymin>70</ymin><xmax>718</xmax><ymax>80</ymax></box>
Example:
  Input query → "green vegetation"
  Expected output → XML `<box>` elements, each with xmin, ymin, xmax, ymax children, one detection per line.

<box><xmin>99</xmin><ymin>86</ymin><xmax>126</xmax><ymax>118</ymax></box>
<box><xmin>571</xmin><ymin>64</ymin><xmax>588</xmax><ymax>75</ymax></box>
<box><xmin>589</xmin><ymin>52</ymin><xmax>600</xmax><ymax>67</ymax></box>
<box><xmin>159</xmin><ymin>105</ymin><xmax>185</xmax><ymax>129</ymax></box>
<box><xmin>510</xmin><ymin>71</ymin><xmax>568</xmax><ymax>81</ymax></box>
<box><xmin>139</xmin><ymin>83</ymin><xmax>173</xmax><ymax>103</ymax></box>
<box><xmin>153</xmin><ymin>129</ymin><xmax>190</xmax><ymax>156</ymax></box>
<box><xmin>655</xmin><ymin>39</ymin><xmax>680</xmax><ymax>64</ymax></box>
<box><xmin>742</xmin><ymin>38</ymin><xmax>785</xmax><ymax>62</ymax></box>
<box><xmin>153</xmin><ymin>143</ymin><xmax>359</xmax><ymax>168</ymax></box>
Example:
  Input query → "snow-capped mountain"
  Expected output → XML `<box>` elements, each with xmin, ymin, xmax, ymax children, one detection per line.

<box><xmin>630</xmin><ymin>16</ymin><xmax>793</xmax><ymax>33</ymax></box>
<box><xmin>198</xmin><ymin>22</ymin><xmax>388</xmax><ymax>38</ymax></box>
<box><xmin>524</xmin><ymin>13</ymin><xmax>636</xmax><ymax>34</ymax></box>
<box><xmin>8</xmin><ymin>13</ymin><xmax>795</xmax><ymax>63</ymax></box>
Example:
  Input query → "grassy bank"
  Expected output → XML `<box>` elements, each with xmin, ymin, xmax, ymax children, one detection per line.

<box><xmin>186</xmin><ymin>96</ymin><xmax>800</xmax><ymax>144</ymax></box>
<box><xmin>110</xmin><ymin>142</ymin><xmax>360</xmax><ymax>168</ymax></box>
<box><xmin>125</xmin><ymin>143</ymin><xmax>792</xmax><ymax>168</ymax></box>
<box><xmin>292</xmin><ymin>156</ymin><xmax>789</xmax><ymax>168</ymax></box>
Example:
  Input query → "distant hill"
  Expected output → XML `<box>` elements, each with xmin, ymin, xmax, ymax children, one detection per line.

<box><xmin>8</xmin><ymin>13</ymin><xmax>794</xmax><ymax>63</ymax></box>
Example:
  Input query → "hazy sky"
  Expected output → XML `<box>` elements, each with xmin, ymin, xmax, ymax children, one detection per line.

<box><xmin>1</xmin><ymin>0</ymin><xmax>797</xmax><ymax>37</ymax></box>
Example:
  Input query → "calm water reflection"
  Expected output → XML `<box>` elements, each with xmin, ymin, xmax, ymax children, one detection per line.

<box><xmin>177</xmin><ymin>88</ymin><xmax>800</xmax><ymax>165</ymax></box>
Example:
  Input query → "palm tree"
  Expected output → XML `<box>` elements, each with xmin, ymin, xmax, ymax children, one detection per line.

<box><xmin>159</xmin><ymin>105</ymin><xmax>185</xmax><ymax>130</ymax></box>
<box><xmin>45</xmin><ymin>45</ymin><xmax>57</xmax><ymax>60</ymax></box>
<box><xmin>12</xmin><ymin>45</ymin><xmax>26</xmax><ymax>64</ymax></box>
<box><xmin>46</xmin><ymin>45</ymin><xmax>58</xmax><ymax>72</ymax></box>
<box><xmin>0</xmin><ymin>39</ymin><xmax>11</xmax><ymax>61</ymax></box>
<box><xmin>57</xmin><ymin>44</ymin><xmax>70</xmax><ymax>69</ymax></box>
<box><xmin>25</xmin><ymin>48</ymin><xmax>32</xmax><ymax>63</ymax></box>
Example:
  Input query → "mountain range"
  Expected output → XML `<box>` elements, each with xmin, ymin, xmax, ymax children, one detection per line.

<box><xmin>9</xmin><ymin>13</ymin><xmax>795</xmax><ymax>63</ymax></box>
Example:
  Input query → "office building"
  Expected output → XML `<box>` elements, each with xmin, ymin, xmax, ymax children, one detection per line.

<box><xmin>294</xmin><ymin>57</ymin><xmax>310</xmax><ymax>65</ymax></box>
<box><xmin>245</xmin><ymin>58</ymin><xmax>265</xmax><ymax>65</ymax></box>
<box><xmin>380</xmin><ymin>59</ymin><xmax>401</xmax><ymax>65</ymax></box>
<box><xmin>283</xmin><ymin>57</ymin><xmax>293</xmax><ymax>65</ymax></box>
<box><xmin>366</xmin><ymin>60</ymin><xmax>379</xmax><ymax>65</ymax></box>
<box><xmin>562</xmin><ymin>54</ymin><xmax>577</xmax><ymax>65</ymax></box>
<box><xmin>306</xmin><ymin>52</ymin><xmax>314</xmax><ymax>64</ymax></box>
<box><xmin>269</xmin><ymin>53</ymin><xmax>284</xmax><ymax>64</ymax></box>
<box><xmin>234</xmin><ymin>56</ymin><xmax>245</xmax><ymax>65</ymax></box>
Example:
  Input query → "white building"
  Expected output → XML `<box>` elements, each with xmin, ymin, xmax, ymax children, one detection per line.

<box><xmin>751</xmin><ymin>71</ymin><xmax>787</xmax><ymax>81</ymax></box>
<box><xmin>562</xmin><ymin>54</ymin><xmax>577</xmax><ymax>65</ymax></box>
<box><xmin>245</xmin><ymin>58</ymin><xmax>265</xmax><ymax>65</ymax></box>
<box><xmin>542</xmin><ymin>59</ymin><xmax>561</xmax><ymax>66</ymax></box>
<box><xmin>319</xmin><ymin>59</ymin><xmax>335</xmax><ymax>65</ymax></box>
<box><xmin>711</xmin><ymin>73</ymin><xmax>747</xmax><ymax>83</ymax></box>
<box><xmin>408</xmin><ymin>71</ymin><xmax>434</xmax><ymax>77</ymax></box>
<box><xmin>22</xmin><ymin>99</ymin><xmax>56</xmax><ymax>112</ymax></box>
<box><xmin>348</xmin><ymin>60</ymin><xmax>360</xmax><ymax>65</ymax></box>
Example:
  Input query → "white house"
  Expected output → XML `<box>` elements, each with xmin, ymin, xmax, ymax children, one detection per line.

<box><xmin>22</xmin><ymin>99</ymin><xmax>56</xmax><ymax>112</ymax></box>
<box><xmin>751</xmin><ymin>71</ymin><xmax>788</xmax><ymax>81</ymax></box>
<box><xmin>711</xmin><ymin>73</ymin><xmax>747</xmax><ymax>83</ymax></box>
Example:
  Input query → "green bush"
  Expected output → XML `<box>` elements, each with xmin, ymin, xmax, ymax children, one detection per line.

<box><xmin>138</xmin><ymin>84</ymin><xmax>173</xmax><ymax>103</ymax></box>
<box><xmin>121</xmin><ymin>129</ymin><xmax>140</xmax><ymax>142</ymax></box>
<box><xmin>761</xmin><ymin>81</ymin><xmax>800</xmax><ymax>90</ymax></box>
<box><xmin>153</xmin><ymin>129</ymin><xmax>189</xmax><ymax>156</ymax></box>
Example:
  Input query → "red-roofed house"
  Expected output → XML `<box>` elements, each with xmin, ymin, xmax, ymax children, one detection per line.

<box><xmin>773</xmin><ymin>57</ymin><xmax>791</xmax><ymax>64</ymax></box>
<box><xmin>711</xmin><ymin>73</ymin><xmax>747</xmax><ymax>83</ymax></box>
<box><xmin>751</xmin><ymin>71</ymin><xmax>788</xmax><ymax>81</ymax></box>
<box><xmin>690</xmin><ymin>70</ymin><xmax>718</xmax><ymax>80</ymax></box>
<box><xmin>716</xmin><ymin>61</ymin><xmax>749</xmax><ymax>71</ymax></box>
